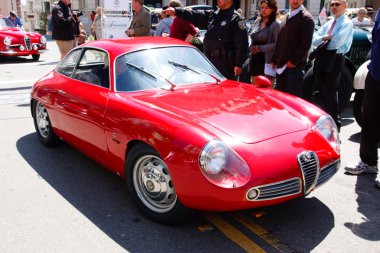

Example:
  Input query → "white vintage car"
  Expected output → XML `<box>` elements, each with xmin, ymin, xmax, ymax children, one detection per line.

<box><xmin>353</xmin><ymin>60</ymin><xmax>370</xmax><ymax>126</ymax></box>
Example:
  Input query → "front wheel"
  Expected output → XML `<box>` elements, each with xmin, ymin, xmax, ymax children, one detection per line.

<box><xmin>353</xmin><ymin>90</ymin><xmax>363</xmax><ymax>127</ymax></box>
<box><xmin>32</xmin><ymin>54</ymin><xmax>40</xmax><ymax>61</ymax></box>
<box><xmin>32</xmin><ymin>101</ymin><xmax>59</xmax><ymax>146</ymax></box>
<box><xmin>125</xmin><ymin>143</ymin><xmax>191</xmax><ymax>224</ymax></box>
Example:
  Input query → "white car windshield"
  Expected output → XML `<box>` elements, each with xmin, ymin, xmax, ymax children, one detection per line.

<box><xmin>115</xmin><ymin>46</ymin><xmax>224</xmax><ymax>92</ymax></box>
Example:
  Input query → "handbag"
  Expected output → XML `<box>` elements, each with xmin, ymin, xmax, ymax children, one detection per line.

<box><xmin>309</xmin><ymin>40</ymin><xmax>330</xmax><ymax>61</ymax></box>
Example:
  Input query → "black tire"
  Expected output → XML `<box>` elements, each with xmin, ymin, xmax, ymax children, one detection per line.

<box><xmin>301</xmin><ymin>64</ymin><xmax>353</xmax><ymax>114</ymax></box>
<box><xmin>125</xmin><ymin>143</ymin><xmax>192</xmax><ymax>224</ymax></box>
<box><xmin>353</xmin><ymin>90</ymin><xmax>363</xmax><ymax>127</ymax></box>
<box><xmin>32</xmin><ymin>54</ymin><xmax>40</xmax><ymax>61</ymax></box>
<box><xmin>32</xmin><ymin>100</ymin><xmax>60</xmax><ymax>146</ymax></box>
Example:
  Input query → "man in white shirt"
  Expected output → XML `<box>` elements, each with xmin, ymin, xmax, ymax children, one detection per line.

<box><xmin>352</xmin><ymin>8</ymin><xmax>372</xmax><ymax>26</ymax></box>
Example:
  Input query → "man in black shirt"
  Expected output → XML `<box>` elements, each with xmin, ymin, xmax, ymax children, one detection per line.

<box><xmin>165</xmin><ymin>0</ymin><xmax>248</xmax><ymax>80</ymax></box>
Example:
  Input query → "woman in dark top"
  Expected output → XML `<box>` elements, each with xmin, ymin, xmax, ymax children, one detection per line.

<box><xmin>249</xmin><ymin>0</ymin><xmax>280</xmax><ymax>85</ymax></box>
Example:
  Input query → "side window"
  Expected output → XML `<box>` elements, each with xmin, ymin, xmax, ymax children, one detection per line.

<box><xmin>72</xmin><ymin>49</ymin><xmax>110</xmax><ymax>88</ymax></box>
<box><xmin>56</xmin><ymin>49</ymin><xmax>82</xmax><ymax>77</ymax></box>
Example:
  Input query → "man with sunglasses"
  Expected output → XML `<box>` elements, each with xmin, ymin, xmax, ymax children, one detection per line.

<box><xmin>311</xmin><ymin>0</ymin><xmax>353</xmax><ymax>131</ymax></box>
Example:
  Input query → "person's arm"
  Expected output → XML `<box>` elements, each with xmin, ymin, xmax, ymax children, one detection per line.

<box><xmin>167</xmin><ymin>7</ymin><xmax>209</xmax><ymax>30</ymax></box>
<box><xmin>133</xmin><ymin>11</ymin><xmax>151</xmax><ymax>36</ymax></box>
<box><xmin>233</xmin><ymin>17</ymin><xmax>249</xmax><ymax>69</ymax></box>
<box><xmin>53</xmin><ymin>7</ymin><xmax>73</xmax><ymax>26</ymax></box>
<box><xmin>154</xmin><ymin>21</ymin><xmax>166</xmax><ymax>36</ymax></box>
<box><xmin>258</xmin><ymin>20</ymin><xmax>280</xmax><ymax>54</ymax></box>
<box><xmin>328</xmin><ymin>19</ymin><xmax>353</xmax><ymax>52</ymax></box>
<box><xmin>289</xmin><ymin>14</ymin><xmax>315</xmax><ymax>66</ymax></box>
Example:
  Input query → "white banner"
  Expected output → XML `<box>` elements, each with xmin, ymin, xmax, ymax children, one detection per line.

<box><xmin>103</xmin><ymin>0</ymin><xmax>130</xmax><ymax>12</ymax></box>
<box><xmin>103</xmin><ymin>16</ymin><xmax>131</xmax><ymax>39</ymax></box>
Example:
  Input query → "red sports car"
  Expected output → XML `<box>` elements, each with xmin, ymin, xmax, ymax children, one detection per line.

<box><xmin>30</xmin><ymin>37</ymin><xmax>340</xmax><ymax>224</ymax></box>
<box><xmin>0</xmin><ymin>16</ymin><xmax>47</xmax><ymax>61</ymax></box>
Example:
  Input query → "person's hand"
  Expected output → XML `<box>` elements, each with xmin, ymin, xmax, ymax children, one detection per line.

<box><xmin>250</xmin><ymin>46</ymin><xmax>260</xmax><ymax>54</ymax></box>
<box><xmin>163</xmin><ymin>7</ymin><xmax>176</xmax><ymax>16</ymax></box>
<box><xmin>126</xmin><ymin>29</ymin><xmax>135</xmax><ymax>36</ymax></box>
<box><xmin>234</xmin><ymin>66</ymin><xmax>242</xmax><ymax>76</ymax></box>
<box><xmin>323</xmin><ymin>34</ymin><xmax>333</xmax><ymax>41</ymax></box>
<box><xmin>286</xmin><ymin>61</ymin><xmax>295</xmax><ymax>68</ymax></box>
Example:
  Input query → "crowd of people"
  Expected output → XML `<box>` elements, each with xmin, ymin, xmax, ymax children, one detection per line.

<box><xmin>47</xmin><ymin>0</ymin><xmax>379</xmax><ymax>188</ymax></box>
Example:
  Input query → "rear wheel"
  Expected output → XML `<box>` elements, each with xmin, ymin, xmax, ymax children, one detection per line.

<box><xmin>32</xmin><ymin>101</ymin><xmax>59</xmax><ymax>146</ymax></box>
<box><xmin>125</xmin><ymin>143</ymin><xmax>191</xmax><ymax>224</ymax></box>
<box><xmin>353</xmin><ymin>90</ymin><xmax>363</xmax><ymax>127</ymax></box>
<box><xmin>301</xmin><ymin>64</ymin><xmax>353</xmax><ymax>113</ymax></box>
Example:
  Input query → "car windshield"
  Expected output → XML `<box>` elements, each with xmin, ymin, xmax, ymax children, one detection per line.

<box><xmin>0</xmin><ymin>18</ymin><xmax>14</xmax><ymax>28</ymax></box>
<box><xmin>115</xmin><ymin>46</ymin><xmax>224</xmax><ymax>92</ymax></box>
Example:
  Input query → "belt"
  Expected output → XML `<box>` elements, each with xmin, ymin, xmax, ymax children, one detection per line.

<box><xmin>207</xmin><ymin>49</ymin><xmax>229</xmax><ymax>58</ymax></box>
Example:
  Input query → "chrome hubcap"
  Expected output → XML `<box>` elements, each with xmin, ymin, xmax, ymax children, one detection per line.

<box><xmin>35</xmin><ymin>102</ymin><xmax>49</xmax><ymax>138</ymax></box>
<box><xmin>133</xmin><ymin>155</ymin><xmax>177</xmax><ymax>213</ymax></box>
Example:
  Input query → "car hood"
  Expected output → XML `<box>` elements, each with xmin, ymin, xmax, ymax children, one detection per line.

<box><xmin>0</xmin><ymin>28</ymin><xmax>41</xmax><ymax>39</ymax></box>
<box><xmin>135</xmin><ymin>82</ymin><xmax>309</xmax><ymax>144</ymax></box>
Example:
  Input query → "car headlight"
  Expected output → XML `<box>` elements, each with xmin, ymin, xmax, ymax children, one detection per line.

<box><xmin>4</xmin><ymin>37</ymin><xmax>11</xmax><ymax>46</ymax></box>
<box><xmin>199</xmin><ymin>140</ymin><xmax>250</xmax><ymax>188</ymax></box>
<box><xmin>40</xmin><ymin>36</ymin><xmax>46</xmax><ymax>44</ymax></box>
<box><xmin>315</xmin><ymin>115</ymin><xmax>340</xmax><ymax>153</ymax></box>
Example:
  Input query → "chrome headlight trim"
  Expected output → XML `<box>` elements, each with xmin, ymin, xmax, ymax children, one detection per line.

<box><xmin>4</xmin><ymin>37</ymin><xmax>11</xmax><ymax>46</ymax></box>
<box><xmin>199</xmin><ymin>139</ymin><xmax>250</xmax><ymax>188</ymax></box>
<box><xmin>40</xmin><ymin>36</ymin><xmax>46</xmax><ymax>44</ymax></box>
<box><xmin>315</xmin><ymin>115</ymin><xmax>340</xmax><ymax>153</ymax></box>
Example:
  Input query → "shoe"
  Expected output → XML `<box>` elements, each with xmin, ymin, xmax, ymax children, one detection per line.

<box><xmin>376</xmin><ymin>177</ymin><xmax>380</xmax><ymax>189</ymax></box>
<box><xmin>344</xmin><ymin>161</ymin><xmax>378</xmax><ymax>175</ymax></box>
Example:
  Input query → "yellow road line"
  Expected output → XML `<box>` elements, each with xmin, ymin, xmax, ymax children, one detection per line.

<box><xmin>231</xmin><ymin>212</ymin><xmax>291</xmax><ymax>253</ymax></box>
<box><xmin>201</xmin><ymin>212</ymin><xmax>267</xmax><ymax>253</ymax></box>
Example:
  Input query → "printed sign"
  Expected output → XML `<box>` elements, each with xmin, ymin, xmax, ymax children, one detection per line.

<box><xmin>103</xmin><ymin>0</ymin><xmax>130</xmax><ymax>12</ymax></box>
<box><xmin>103</xmin><ymin>16</ymin><xmax>131</xmax><ymax>39</ymax></box>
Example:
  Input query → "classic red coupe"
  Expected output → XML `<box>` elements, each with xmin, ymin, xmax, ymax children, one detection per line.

<box><xmin>30</xmin><ymin>37</ymin><xmax>340</xmax><ymax>224</ymax></box>
<box><xmin>0</xmin><ymin>16</ymin><xmax>47</xmax><ymax>61</ymax></box>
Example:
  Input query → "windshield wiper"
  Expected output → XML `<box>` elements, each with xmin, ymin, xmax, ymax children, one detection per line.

<box><xmin>126</xmin><ymin>62</ymin><xmax>157</xmax><ymax>80</ymax></box>
<box><xmin>168</xmin><ymin>60</ymin><xmax>221</xmax><ymax>84</ymax></box>
<box><xmin>125</xmin><ymin>62</ymin><xmax>176</xmax><ymax>91</ymax></box>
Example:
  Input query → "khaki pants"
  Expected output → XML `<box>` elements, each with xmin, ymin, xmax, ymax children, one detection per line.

<box><xmin>56</xmin><ymin>40</ymin><xmax>76</xmax><ymax>60</ymax></box>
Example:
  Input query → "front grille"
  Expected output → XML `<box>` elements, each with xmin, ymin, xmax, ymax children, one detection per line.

<box><xmin>24</xmin><ymin>37</ymin><xmax>31</xmax><ymax>50</ymax></box>
<box><xmin>298</xmin><ymin>151</ymin><xmax>319</xmax><ymax>194</ymax></box>
<box><xmin>317</xmin><ymin>160</ymin><xmax>340</xmax><ymax>186</ymax></box>
<box><xmin>248</xmin><ymin>178</ymin><xmax>301</xmax><ymax>201</ymax></box>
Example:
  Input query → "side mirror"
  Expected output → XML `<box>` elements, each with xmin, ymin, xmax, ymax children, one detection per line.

<box><xmin>255</xmin><ymin>75</ymin><xmax>272</xmax><ymax>88</ymax></box>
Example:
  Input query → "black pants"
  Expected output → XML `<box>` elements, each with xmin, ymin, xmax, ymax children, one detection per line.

<box><xmin>208</xmin><ymin>55</ymin><xmax>235</xmax><ymax>80</ymax></box>
<box><xmin>360</xmin><ymin>72</ymin><xmax>380</xmax><ymax>166</ymax></box>
<box><xmin>315</xmin><ymin>53</ymin><xmax>344</xmax><ymax>130</ymax></box>
<box><xmin>276</xmin><ymin>65</ymin><xmax>304</xmax><ymax>97</ymax></box>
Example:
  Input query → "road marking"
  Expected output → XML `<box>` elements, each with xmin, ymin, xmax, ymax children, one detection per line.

<box><xmin>231</xmin><ymin>212</ymin><xmax>292</xmax><ymax>253</ymax></box>
<box><xmin>0</xmin><ymin>93</ymin><xmax>30</xmax><ymax>105</ymax></box>
<box><xmin>0</xmin><ymin>79</ymin><xmax>37</xmax><ymax>85</ymax></box>
<box><xmin>201</xmin><ymin>212</ymin><xmax>266</xmax><ymax>253</ymax></box>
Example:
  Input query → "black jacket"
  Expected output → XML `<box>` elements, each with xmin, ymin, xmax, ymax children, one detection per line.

<box><xmin>52</xmin><ymin>1</ymin><xmax>75</xmax><ymax>41</ymax></box>
<box><xmin>271</xmin><ymin>8</ymin><xmax>314</xmax><ymax>68</ymax></box>
<box><xmin>175</xmin><ymin>6</ymin><xmax>248</xmax><ymax>68</ymax></box>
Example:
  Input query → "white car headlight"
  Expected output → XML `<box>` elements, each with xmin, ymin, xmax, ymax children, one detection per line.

<box><xmin>40</xmin><ymin>36</ymin><xmax>46</xmax><ymax>44</ymax></box>
<box><xmin>316</xmin><ymin>115</ymin><xmax>340</xmax><ymax>153</ymax></box>
<box><xmin>199</xmin><ymin>140</ymin><xmax>250</xmax><ymax>188</ymax></box>
<box><xmin>4</xmin><ymin>37</ymin><xmax>11</xmax><ymax>46</ymax></box>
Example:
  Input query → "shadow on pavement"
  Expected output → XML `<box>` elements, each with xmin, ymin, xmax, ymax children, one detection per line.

<box><xmin>344</xmin><ymin>174</ymin><xmax>380</xmax><ymax>241</ymax></box>
<box><xmin>241</xmin><ymin>196</ymin><xmax>334</xmax><ymax>252</ymax></box>
<box><xmin>16</xmin><ymin>133</ymin><xmax>243</xmax><ymax>253</ymax></box>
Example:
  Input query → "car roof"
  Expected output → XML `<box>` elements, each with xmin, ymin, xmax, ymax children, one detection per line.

<box><xmin>82</xmin><ymin>37</ymin><xmax>193</xmax><ymax>59</ymax></box>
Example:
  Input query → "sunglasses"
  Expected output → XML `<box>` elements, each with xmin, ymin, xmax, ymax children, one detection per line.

<box><xmin>330</xmin><ymin>2</ymin><xmax>341</xmax><ymax>7</ymax></box>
